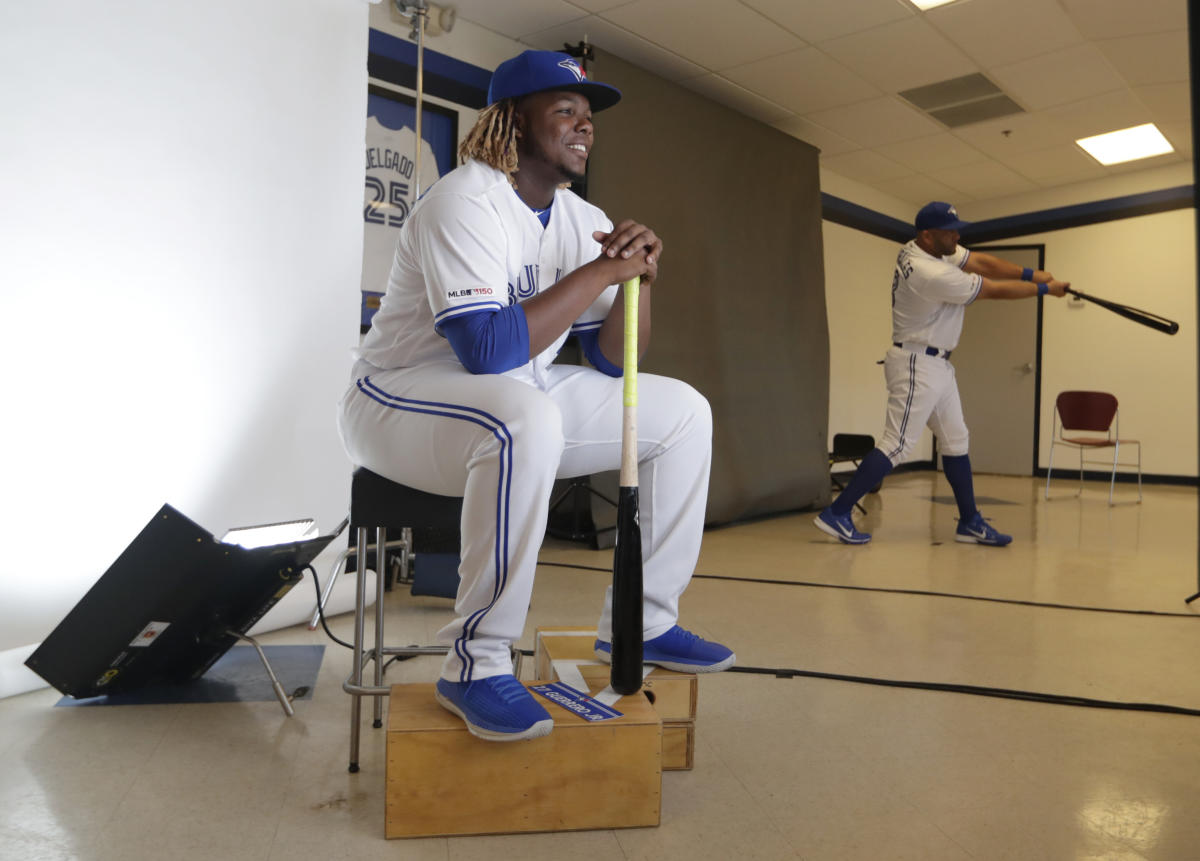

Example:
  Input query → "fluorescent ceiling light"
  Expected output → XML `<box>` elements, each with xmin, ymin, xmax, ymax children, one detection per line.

<box><xmin>1076</xmin><ymin>123</ymin><xmax>1174</xmax><ymax>166</ymax></box>
<box><xmin>911</xmin><ymin>0</ymin><xmax>960</xmax><ymax>9</ymax></box>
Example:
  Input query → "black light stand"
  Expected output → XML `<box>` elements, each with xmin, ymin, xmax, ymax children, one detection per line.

<box><xmin>544</xmin><ymin>38</ymin><xmax>619</xmax><ymax>549</ymax></box>
<box><xmin>1186</xmin><ymin>0</ymin><xmax>1200</xmax><ymax>605</ymax></box>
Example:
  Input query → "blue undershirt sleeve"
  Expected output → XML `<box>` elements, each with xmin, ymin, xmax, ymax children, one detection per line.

<box><xmin>440</xmin><ymin>305</ymin><xmax>530</xmax><ymax>374</ymax></box>
<box><xmin>575</xmin><ymin>328</ymin><xmax>622</xmax><ymax>377</ymax></box>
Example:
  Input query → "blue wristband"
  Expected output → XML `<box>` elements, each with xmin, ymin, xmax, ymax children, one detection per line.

<box><xmin>1037</xmin><ymin>282</ymin><xmax>1048</xmax><ymax>296</ymax></box>
<box><xmin>1022</xmin><ymin>267</ymin><xmax>1034</xmax><ymax>281</ymax></box>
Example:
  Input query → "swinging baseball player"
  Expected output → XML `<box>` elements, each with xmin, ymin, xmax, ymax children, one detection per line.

<box><xmin>815</xmin><ymin>201</ymin><xmax>1069</xmax><ymax>545</ymax></box>
<box><xmin>338</xmin><ymin>50</ymin><xmax>734</xmax><ymax>742</ymax></box>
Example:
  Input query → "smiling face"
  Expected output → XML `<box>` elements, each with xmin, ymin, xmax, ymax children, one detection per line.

<box><xmin>514</xmin><ymin>90</ymin><xmax>593</xmax><ymax>190</ymax></box>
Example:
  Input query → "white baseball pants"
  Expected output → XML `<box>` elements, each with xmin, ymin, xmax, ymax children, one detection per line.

<box><xmin>878</xmin><ymin>346</ymin><xmax>970</xmax><ymax>465</ymax></box>
<box><xmin>337</xmin><ymin>360</ymin><xmax>712</xmax><ymax>682</ymax></box>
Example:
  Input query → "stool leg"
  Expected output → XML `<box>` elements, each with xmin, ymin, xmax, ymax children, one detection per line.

<box><xmin>349</xmin><ymin>527</ymin><xmax>368</xmax><ymax>773</ymax></box>
<box><xmin>373</xmin><ymin>526</ymin><xmax>387</xmax><ymax>729</ymax></box>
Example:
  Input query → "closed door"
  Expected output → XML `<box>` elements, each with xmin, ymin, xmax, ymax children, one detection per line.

<box><xmin>946</xmin><ymin>246</ymin><xmax>1043</xmax><ymax>476</ymax></box>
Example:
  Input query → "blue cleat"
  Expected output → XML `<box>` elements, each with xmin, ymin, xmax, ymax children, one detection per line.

<box><xmin>813</xmin><ymin>506</ymin><xmax>871</xmax><ymax>544</ymax></box>
<box><xmin>955</xmin><ymin>511</ymin><xmax>1012</xmax><ymax>546</ymax></box>
<box><xmin>435</xmin><ymin>674</ymin><xmax>553</xmax><ymax>741</ymax></box>
<box><xmin>595</xmin><ymin>625</ymin><xmax>735</xmax><ymax>673</ymax></box>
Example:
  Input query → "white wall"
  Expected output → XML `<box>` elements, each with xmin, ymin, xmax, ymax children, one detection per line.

<box><xmin>1033</xmin><ymin>209</ymin><xmax>1197</xmax><ymax>475</ymax></box>
<box><xmin>0</xmin><ymin>0</ymin><xmax>370</xmax><ymax>697</ymax></box>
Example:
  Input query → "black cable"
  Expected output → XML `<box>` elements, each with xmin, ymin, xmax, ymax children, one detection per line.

<box><xmin>536</xmin><ymin>561</ymin><xmax>1200</xmax><ymax>619</ymax></box>
<box><xmin>305</xmin><ymin>564</ymin><xmax>423</xmax><ymax>672</ymax></box>
<box><xmin>305</xmin><ymin>564</ymin><xmax>355</xmax><ymax>649</ymax></box>
<box><xmin>728</xmin><ymin>664</ymin><xmax>1200</xmax><ymax>717</ymax></box>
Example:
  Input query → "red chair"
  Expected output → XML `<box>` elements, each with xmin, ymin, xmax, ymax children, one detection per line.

<box><xmin>1045</xmin><ymin>391</ymin><xmax>1141</xmax><ymax>504</ymax></box>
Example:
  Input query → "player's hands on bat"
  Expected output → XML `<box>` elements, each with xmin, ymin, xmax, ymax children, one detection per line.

<box><xmin>1045</xmin><ymin>279</ymin><xmax>1069</xmax><ymax>297</ymax></box>
<box><xmin>592</xmin><ymin>220</ymin><xmax>662</xmax><ymax>286</ymax></box>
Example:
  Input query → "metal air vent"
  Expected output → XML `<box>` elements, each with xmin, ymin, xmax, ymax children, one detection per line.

<box><xmin>899</xmin><ymin>73</ymin><xmax>1024</xmax><ymax>129</ymax></box>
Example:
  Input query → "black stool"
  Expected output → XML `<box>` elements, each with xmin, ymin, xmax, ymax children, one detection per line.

<box><xmin>829</xmin><ymin>433</ymin><xmax>878</xmax><ymax>515</ymax></box>
<box><xmin>343</xmin><ymin>467</ymin><xmax>462</xmax><ymax>773</ymax></box>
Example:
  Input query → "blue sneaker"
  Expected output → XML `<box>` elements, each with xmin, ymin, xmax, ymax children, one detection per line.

<box><xmin>955</xmin><ymin>512</ymin><xmax>1012</xmax><ymax>546</ymax></box>
<box><xmin>594</xmin><ymin>626</ymin><xmax>735</xmax><ymax>673</ymax></box>
<box><xmin>813</xmin><ymin>507</ymin><xmax>871</xmax><ymax>544</ymax></box>
<box><xmin>434</xmin><ymin>675</ymin><xmax>553</xmax><ymax>742</ymax></box>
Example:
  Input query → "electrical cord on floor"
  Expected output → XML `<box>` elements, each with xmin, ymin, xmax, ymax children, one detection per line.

<box><xmin>727</xmin><ymin>664</ymin><xmax>1200</xmax><ymax>717</ymax></box>
<box><xmin>536</xmin><ymin>561</ymin><xmax>1200</xmax><ymax>619</ymax></box>
<box><xmin>305</xmin><ymin>563</ymin><xmax>355</xmax><ymax>649</ymax></box>
<box><xmin>305</xmin><ymin>563</ymin><xmax>422</xmax><ymax>675</ymax></box>
<box><xmin>535</xmin><ymin>561</ymin><xmax>1200</xmax><ymax>716</ymax></box>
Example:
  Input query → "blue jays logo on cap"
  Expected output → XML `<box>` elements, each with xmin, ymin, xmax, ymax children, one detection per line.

<box><xmin>487</xmin><ymin>49</ymin><xmax>622</xmax><ymax>112</ymax></box>
<box><xmin>915</xmin><ymin>201</ymin><xmax>971</xmax><ymax>232</ymax></box>
<box><xmin>558</xmin><ymin>57</ymin><xmax>585</xmax><ymax>83</ymax></box>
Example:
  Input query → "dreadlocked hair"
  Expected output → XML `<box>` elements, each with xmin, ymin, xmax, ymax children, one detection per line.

<box><xmin>458</xmin><ymin>100</ymin><xmax>519</xmax><ymax>184</ymax></box>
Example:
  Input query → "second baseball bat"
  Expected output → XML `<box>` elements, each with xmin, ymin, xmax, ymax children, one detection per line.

<box><xmin>1065</xmin><ymin>287</ymin><xmax>1179</xmax><ymax>335</ymax></box>
<box><xmin>610</xmin><ymin>276</ymin><xmax>644</xmax><ymax>696</ymax></box>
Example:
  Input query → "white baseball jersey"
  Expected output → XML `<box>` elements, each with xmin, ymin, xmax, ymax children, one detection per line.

<box><xmin>891</xmin><ymin>240</ymin><xmax>982</xmax><ymax>351</ymax></box>
<box><xmin>879</xmin><ymin>240</ymin><xmax>981</xmax><ymax>465</ymax></box>
<box><xmin>358</xmin><ymin>158</ymin><xmax>618</xmax><ymax>389</ymax></box>
<box><xmin>340</xmin><ymin>158</ymin><xmax>710</xmax><ymax>684</ymax></box>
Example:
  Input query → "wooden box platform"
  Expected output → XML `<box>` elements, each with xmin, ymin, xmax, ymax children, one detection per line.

<box><xmin>385</xmin><ymin>682</ymin><xmax>661</xmax><ymax>838</ymax></box>
<box><xmin>534</xmin><ymin>627</ymin><xmax>697</xmax><ymax>770</ymax></box>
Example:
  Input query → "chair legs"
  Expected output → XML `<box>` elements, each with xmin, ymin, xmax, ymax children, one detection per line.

<box><xmin>1045</xmin><ymin>441</ymin><xmax>1142</xmax><ymax>505</ymax></box>
<box><xmin>1107</xmin><ymin>441</ymin><xmax>1142</xmax><ymax>505</ymax></box>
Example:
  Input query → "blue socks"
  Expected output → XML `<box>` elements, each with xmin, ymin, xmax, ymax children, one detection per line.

<box><xmin>942</xmin><ymin>453</ymin><xmax>977</xmax><ymax>520</ymax></box>
<box><xmin>830</xmin><ymin>448</ymin><xmax>894</xmax><ymax>517</ymax></box>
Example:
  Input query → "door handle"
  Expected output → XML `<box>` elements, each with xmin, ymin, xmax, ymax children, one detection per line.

<box><xmin>1016</xmin><ymin>362</ymin><xmax>1033</xmax><ymax>374</ymax></box>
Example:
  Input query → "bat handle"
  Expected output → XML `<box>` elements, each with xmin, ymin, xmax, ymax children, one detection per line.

<box><xmin>620</xmin><ymin>278</ymin><xmax>640</xmax><ymax>488</ymax></box>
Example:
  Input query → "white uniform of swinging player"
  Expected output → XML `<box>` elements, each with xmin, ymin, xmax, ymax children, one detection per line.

<box><xmin>338</xmin><ymin>158</ymin><xmax>711</xmax><ymax>683</ymax></box>
<box><xmin>879</xmin><ymin>240</ymin><xmax>983</xmax><ymax>465</ymax></box>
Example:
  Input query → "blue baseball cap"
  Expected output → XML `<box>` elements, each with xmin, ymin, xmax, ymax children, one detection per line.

<box><xmin>487</xmin><ymin>50</ymin><xmax>622</xmax><ymax>112</ymax></box>
<box><xmin>915</xmin><ymin>201</ymin><xmax>970</xmax><ymax>232</ymax></box>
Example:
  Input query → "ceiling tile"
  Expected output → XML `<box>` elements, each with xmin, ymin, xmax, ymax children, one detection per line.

<box><xmin>1042</xmin><ymin>89</ymin><xmax>1154</xmax><ymax>141</ymax></box>
<box><xmin>600</xmin><ymin>0</ymin><xmax>805</xmax><ymax>70</ymax></box>
<box><xmin>927</xmin><ymin>159</ymin><xmax>1038</xmax><ymax>200</ymax></box>
<box><xmin>1157</xmin><ymin>122</ymin><xmax>1194</xmax><ymax>157</ymax></box>
<box><xmin>739</xmin><ymin>0</ymin><xmax>914</xmax><ymax>43</ymax></box>
<box><xmin>1095</xmin><ymin>32</ymin><xmax>1189</xmax><ymax>87</ymax></box>
<box><xmin>722</xmin><ymin>48</ymin><xmax>879</xmax><ymax>115</ymax></box>
<box><xmin>808</xmin><ymin>96</ymin><xmax>944</xmax><ymax>148</ymax></box>
<box><xmin>987</xmin><ymin>44</ymin><xmax>1124</xmax><ymax>112</ymax></box>
<box><xmin>874</xmin><ymin>133</ymin><xmax>989</xmax><ymax>172</ymax></box>
<box><xmin>925</xmin><ymin>0</ymin><xmax>1085</xmax><ymax>70</ymax></box>
<box><xmin>678</xmin><ymin>74</ymin><xmax>792</xmax><ymax>124</ymax></box>
<box><xmin>447</xmin><ymin>0</ymin><xmax>589</xmax><ymax>40</ymax></box>
<box><xmin>771</xmin><ymin>116</ymin><xmax>860</xmax><ymax>156</ymax></box>
<box><xmin>818</xmin><ymin>16</ymin><xmax>978</xmax><ymax>94</ymax></box>
<box><xmin>950</xmin><ymin>111</ymin><xmax>1073</xmax><ymax>158</ymax></box>
<box><xmin>873</xmin><ymin>173</ymin><xmax>974</xmax><ymax>207</ymax></box>
<box><xmin>1059</xmin><ymin>0</ymin><xmax>1186</xmax><ymax>40</ymax></box>
<box><xmin>1133</xmin><ymin>83</ymin><xmax>1192</xmax><ymax>126</ymax></box>
<box><xmin>820</xmin><ymin>149</ymin><xmax>914</xmax><ymax>184</ymax></box>
<box><xmin>522</xmin><ymin>16</ymin><xmax>709</xmax><ymax>82</ymax></box>
<box><xmin>992</xmin><ymin>144</ymin><xmax>1106</xmax><ymax>184</ymax></box>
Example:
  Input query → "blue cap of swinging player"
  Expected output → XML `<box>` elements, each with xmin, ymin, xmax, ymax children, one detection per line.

<box><xmin>915</xmin><ymin>201</ymin><xmax>971</xmax><ymax>232</ymax></box>
<box><xmin>487</xmin><ymin>50</ymin><xmax>622</xmax><ymax>112</ymax></box>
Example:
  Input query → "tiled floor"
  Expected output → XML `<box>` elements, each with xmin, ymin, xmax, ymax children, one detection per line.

<box><xmin>3</xmin><ymin>472</ymin><xmax>1199</xmax><ymax>860</ymax></box>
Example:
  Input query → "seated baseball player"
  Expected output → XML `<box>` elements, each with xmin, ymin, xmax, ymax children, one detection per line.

<box><xmin>815</xmin><ymin>201</ymin><xmax>1068</xmax><ymax>546</ymax></box>
<box><xmin>338</xmin><ymin>50</ymin><xmax>734</xmax><ymax>742</ymax></box>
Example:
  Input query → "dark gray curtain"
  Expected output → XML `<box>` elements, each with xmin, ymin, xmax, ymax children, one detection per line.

<box><xmin>584</xmin><ymin>49</ymin><xmax>830</xmax><ymax>526</ymax></box>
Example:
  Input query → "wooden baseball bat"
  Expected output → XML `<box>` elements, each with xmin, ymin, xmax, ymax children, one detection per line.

<box><xmin>1064</xmin><ymin>287</ymin><xmax>1179</xmax><ymax>335</ymax></box>
<box><xmin>610</xmin><ymin>276</ymin><xmax>644</xmax><ymax>696</ymax></box>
